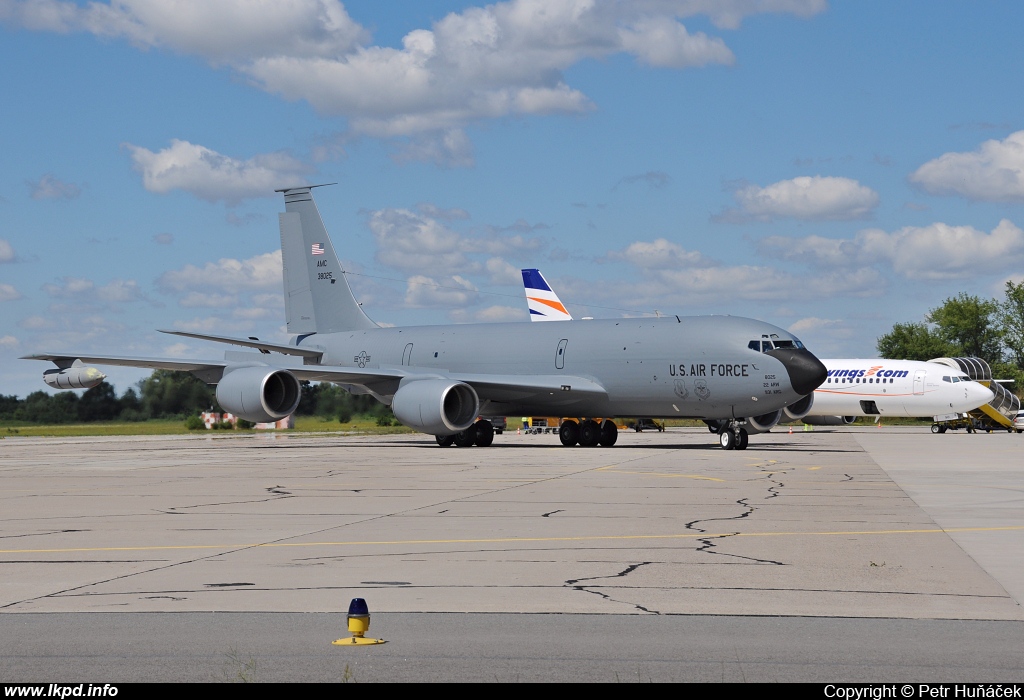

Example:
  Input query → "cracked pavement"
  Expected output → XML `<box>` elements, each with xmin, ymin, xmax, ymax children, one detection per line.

<box><xmin>0</xmin><ymin>428</ymin><xmax>1021</xmax><ymax>620</ymax></box>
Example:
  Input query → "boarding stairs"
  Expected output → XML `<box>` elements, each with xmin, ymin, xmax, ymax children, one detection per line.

<box><xmin>929</xmin><ymin>357</ymin><xmax>1021</xmax><ymax>432</ymax></box>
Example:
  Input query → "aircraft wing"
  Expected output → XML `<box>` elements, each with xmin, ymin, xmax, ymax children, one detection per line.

<box><xmin>22</xmin><ymin>353</ymin><xmax>604</xmax><ymax>404</ymax></box>
<box><xmin>22</xmin><ymin>352</ymin><xmax>229</xmax><ymax>373</ymax></box>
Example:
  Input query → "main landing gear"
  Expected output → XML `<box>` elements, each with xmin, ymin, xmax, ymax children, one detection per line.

<box><xmin>436</xmin><ymin>419</ymin><xmax>495</xmax><ymax>447</ymax></box>
<box><xmin>558</xmin><ymin>419</ymin><xmax>618</xmax><ymax>447</ymax></box>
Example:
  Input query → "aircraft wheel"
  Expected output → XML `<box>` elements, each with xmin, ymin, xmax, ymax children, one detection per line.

<box><xmin>454</xmin><ymin>425</ymin><xmax>477</xmax><ymax>447</ymax></box>
<box><xmin>474</xmin><ymin>420</ymin><xmax>494</xmax><ymax>447</ymax></box>
<box><xmin>931</xmin><ymin>423</ymin><xmax>941</xmax><ymax>434</ymax></box>
<box><xmin>436</xmin><ymin>435</ymin><xmax>454</xmax><ymax>447</ymax></box>
<box><xmin>599</xmin><ymin>420</ymin><xmax>618</xmax><ymax>447</ymax></box>
<box><xmin>736</xmin><ymin>429</ymin><xmax>748</xmax><ymax>450</ymax></box>
<box><xmin>579</xmin><ymin>420</ymin><xmax>601</xmax><ymax>447</ymax></box>
<box><xmin>719</xmin><ymin>429</ymin><xmax>736</xmax><ymax>450</ymax></box>
<box><xmin>559</xmin><ymin>421</ymin><xmax>580</xmax><ymax>446</ymax></box>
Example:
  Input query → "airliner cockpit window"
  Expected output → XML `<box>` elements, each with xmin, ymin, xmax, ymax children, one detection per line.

<box><xmin>773</xmin><ymin>340</ymin><xmax>796</xmax><ymax>349</ymax></box>
<box><xmin>943</xmin><ymin>376</ymin><xmax>951</xmax><ymax>382</ymax></box>
<box><xmin>748</xmin><ymin>341</ymin><xmax>761</xmax><ymax>352</ymax></box>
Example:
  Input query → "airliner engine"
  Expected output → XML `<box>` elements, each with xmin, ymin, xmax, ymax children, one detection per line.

<box><xmin>745</xmin><ymin>409</ymin><xmax>783</xmax><ymax>434</ymax></box>
<box><xmin>803</xmin><ymin>415</ymin><xmax>856</xmax><ymax>426</ymax></box>
<box><xmin>43</xmin><ymin>361</ymin><xmax>105</xmax><ymax>390</ymax></box>
<box><xmin>782</xmin><ymin>393</ymin><xmax>814</xmax><ymax>423</ymax></box>
<box><xmin>215</xmin><ymin>366</ymin><xmax>301</xmax><ymax>423</ymax></box>
<box><xmin>391</xmin><ymin>378</ymin><xmax>479</xmax><ymax>435</ymax></box>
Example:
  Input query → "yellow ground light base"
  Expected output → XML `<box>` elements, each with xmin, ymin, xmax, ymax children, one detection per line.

<box><xmin>333</xmin><ymin>636</ymin><xmax>387</xmax><ymax>645</ymax></box>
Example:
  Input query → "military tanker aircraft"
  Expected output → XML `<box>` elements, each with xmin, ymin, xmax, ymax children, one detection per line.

<box><xmin>24</xmin><ymin>187</ymin><xmax>826</xmax><ymax>450</ymax></box>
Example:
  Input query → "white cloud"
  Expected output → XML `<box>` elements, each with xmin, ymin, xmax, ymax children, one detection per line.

<box><xmin>368</xmin><ymin>208</ymin><xmax>472</xmax><ymax>273</ymax></box>
<box><xmin>910</xmin><ymin>130</ymin><xmax>1024</xmax><ymax>202</ymax></box>
<box><xmin>609</xmin><ymin>238</ymin><xmax>708</xmax><ymax>269</ymax></box>
<box><xmin>761</xmin><ymin>219</ymin><xmax>1024</xmax><ymax>280</ymax></box>
<box><xmin>484</xmin><ymin>257</ymin><xmax>522</xmax><ymax>285</ymax></box>
<box><xmin>391</xmin><ymin>129</ymin><xmax>475</xmax><ymax>168</ymax></box>
<box><xmin>416</xmin><ymin>203</ymin><xmax>470</xmax><ymax>221</ymax></box>
<box><xmin>788</xmin><ymin>317</ymin><xmax>851</xmax><ymax>336</ymax></box>
<box><xmin>173</xmin><ymin>316</ymin><xmax>252</xmax><ymax>333</ymax></box>
<box><xmin>28</xmin><ymin>174</ymin><xmax>81</xmax><ymax>200</ymax></box>
<box><xmin>0</xmin><ymin>0</ymin><xmax>368</xmax><ymax>63</ymax></box>
<box><xmin>158</xmin><ymin>250</ymin><xmax>283</xmax><ymax>293</ymax></box>
<box><xmin>0</xmin><ymin>238</ymin><xmax>13</xmax><ymax>262</ymax></box>
<box><xmin>3</xmin><ymin>0</ymin><xmax>824</xmax><ymax>163</ymax></box>
<box><xmin>450</xmin><ymin>304</ymin><xmax>525</xmax><ymax>323</ymax></box>
<box><xmin>367</xmin><ymin>206</ymin><xmax>547</xmax><ymax>278</ymax></box>
<box><xmin>232</xmin><ymin>306</ymin><xmax>278</xmax><ymax>320</ymax></box>
<box><xmin>600</xmin><ymin>237</ymin><xmax>885</xmax><ymax>305</ymax></box>
<box><xmin>125</xmin><ymin>140</ymin><xmax>310</xmax><ymax>204</ymax></box>
<box><xmin>41</xmin><ymin>277</ymin><xmax>144</xmax><ymax>302</ymax></box>
<box><xmin>618</xmin><ymin>16</ymin><xmax>733</xmax><ymax>68</ymax></box>
<box><xmin>0</xmin><ymin>283</ymin><xmax>22</xmax><ymax>302</ymax></box>
<box><xmin>0</xmin><ymin>335</ymin><xmax>19</xmax><ymax>348</ymax></box>
<box><xmin>152</xmin><ymin>232</ymin><xmax>174</xmax><ymax>245</ymax></box>
<box><xmin>163</xmin><ymin>342</ymin><xmax>192</xmax><ymax>358</ymax></box>
<box><xmin>716</xmin><ymin>176</ymin><xmax>879</xmax><ymax>222</ymax></box>
<box><xmin>404</xmin><ymin>275</ymin><xmax>479</xmax><ymax>308</ymax></box>
<box><xmin>178</xmin><ymin>291</ymin><xmax>240</xmax><ymax>308</ymax></box>
<box><xmin>18</xmin><ymin>315</ymin><xmax>53</xmax><ymax>330</ymax></box>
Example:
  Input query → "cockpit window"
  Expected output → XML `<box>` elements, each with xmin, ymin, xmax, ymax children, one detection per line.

<box><xmin>943</xmin><ymin>376</ymin><xmax>951</xmax><ymax>382</ymax></box>
<box><xmin>750</xmin><ymin>337</ymin><xmax>804</xmax><ymax>352</ymax></box>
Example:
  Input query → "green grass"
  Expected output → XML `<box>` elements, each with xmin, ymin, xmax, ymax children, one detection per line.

<box><xmin>1</xmin><ymin>414</ymin><xmax>415</xmax><ymax>438</ymax></box>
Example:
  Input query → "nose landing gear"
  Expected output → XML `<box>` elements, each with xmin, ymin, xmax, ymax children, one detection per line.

<box><xmin>718</xmin><ymin>423</ymin><xmax>749</xmax><ymax>450</ymax></box>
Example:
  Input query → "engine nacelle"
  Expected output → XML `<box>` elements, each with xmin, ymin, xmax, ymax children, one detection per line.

<box><xmin>782</xmin><ymin>393</ymin><xmax>814</xmax><ymax>423</ymax></box>
<box><xmin>745</xmin><ymin>409</ymin><xmax>783</xmax><ymax>434</ymax></box>
<box><xmin>391</xmin><ymin>378</ymin><xmax>479</xmax><ymax>435</ymax></box>
<box><xmin>215</xmin><ymin>366</ymin><xmax>301</xmax><ymax>423</ymax></box>
<box><xmin>802</xmin><ymin>415</ymin><xmax>856</xmax><ymax>426</ymax></box>
<box><xmin>43</xmin><ymin>362</ymin><xmax>106</xmax><ymax>390</ymax></box>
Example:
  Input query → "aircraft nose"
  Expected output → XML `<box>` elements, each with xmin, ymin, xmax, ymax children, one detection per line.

<box><xmin>766</xmin><ymin>348</ymin><xmax>828</xmax><ymax>396</ymax></box>
<box><xmin>969</xmin><ymin>381</ymin><xmax>994</xmax><ymax>406</ymax></box>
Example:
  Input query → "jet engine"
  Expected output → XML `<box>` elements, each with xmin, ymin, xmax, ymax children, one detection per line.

<box><xmin>782</xmin><ymin>393</ymin><xmax>814</xmax><ymax>423</ymax></box>
<box><xmin>215</xmin><ymin>366</ymin><xmax>301</xmax><ymax>423</ymax></box>
<box><xmin>745</xmin><ymin>409</ymin><xmax>783</xmax><ymax>434</ymax></box>
<box><xmin>803</xmin><ymin>415</ymin><xmax>856</xmax><ymax>426</ymax></box>
<box><xmin>391</xmin><ymin>378</ymin><xmax>479</xmax><ymax>435</ymax></box>
<box><xmin>43</xmin><ymin>361</ymin><xmax>105</xmax><ymax>390</ymax></box>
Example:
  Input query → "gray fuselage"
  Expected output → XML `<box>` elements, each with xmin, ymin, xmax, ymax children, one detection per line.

<box><xmin>301</xmin><ymin>315</ymin><xmax>807</xmax><ymax>419</ymax></box>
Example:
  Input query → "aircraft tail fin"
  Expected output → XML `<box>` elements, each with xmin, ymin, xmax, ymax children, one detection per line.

<box><xmin>278</xmin><ymin>186</ymin><xmax>377</xmax><ymax>334</ymax></box>
<box><xmin>522</xmin><ymin>268</ymin><xmax>572</xmax><ymax>322</ymax></box>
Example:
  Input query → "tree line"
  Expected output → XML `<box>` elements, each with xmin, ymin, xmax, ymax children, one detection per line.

<box><xmin>0</xmin><ymin>370</ymin><xmax>392</xmax><ymax>424</ymax></box>
<box><xmin>876</xmin><ymin>281</ymin><xmax>1024</xmax><ymax>395</ymax></box>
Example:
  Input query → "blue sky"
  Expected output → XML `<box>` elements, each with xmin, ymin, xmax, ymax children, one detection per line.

<box><xmin>3</xmin><ymin>0</ymin><xmax>1024</xmax><ymax>398</ymax></box>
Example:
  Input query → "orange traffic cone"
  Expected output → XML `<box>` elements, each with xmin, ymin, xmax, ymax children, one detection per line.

<box><xmin>788</xmin><ymin>425</ymin><xmax>793</xmax><ymax>434</ymax></box>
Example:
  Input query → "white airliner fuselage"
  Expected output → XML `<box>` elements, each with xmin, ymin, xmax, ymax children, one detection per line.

<box><xmin>809</xmin><ymin>359</ymin><xmax>992</xmax><ymax>418</ymax></box>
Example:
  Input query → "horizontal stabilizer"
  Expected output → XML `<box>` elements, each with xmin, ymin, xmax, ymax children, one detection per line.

<box><xmin>158</xmin><ymin>330</ymin><xmax>324</xmax><ymax>359</ymax></box>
